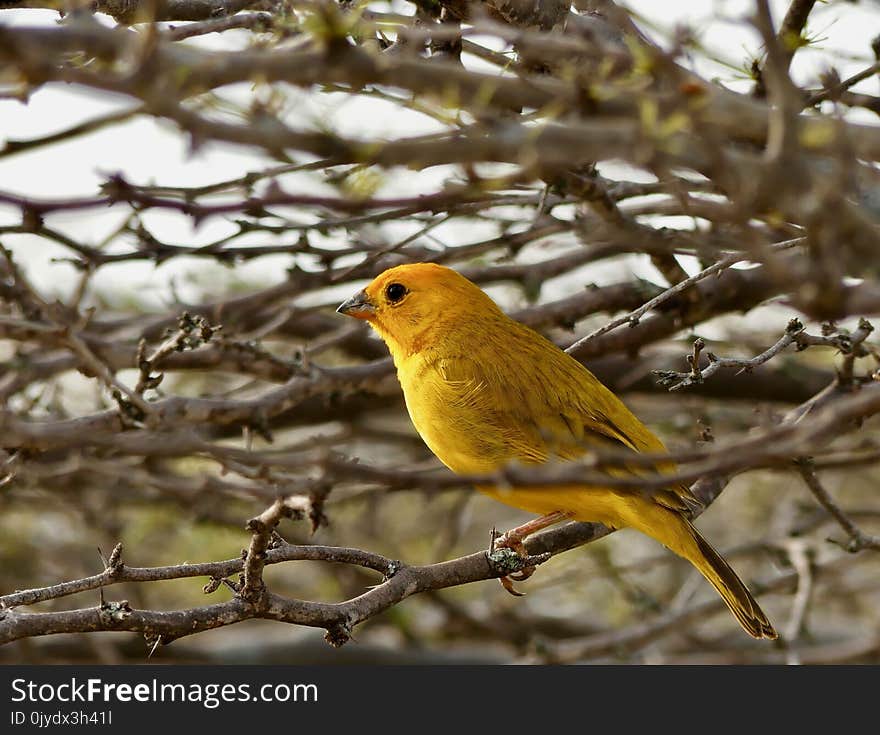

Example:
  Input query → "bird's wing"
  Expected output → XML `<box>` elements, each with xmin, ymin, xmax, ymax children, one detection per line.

<box><xmin>435</xmin><ymin>351</ymin><xmax>699</xmax><ymax>514</ymax></box>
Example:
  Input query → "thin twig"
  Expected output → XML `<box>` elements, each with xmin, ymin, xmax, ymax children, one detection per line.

<box><xmin>565</xmin><ymin>238</ymin><xmax>803</xmax><ymax>354</ymax></box>
<box><xmin>653</xmin><ymin>318</ymin><xmax>873</xmax><ymax>391</ymax></box>
<box><xmin>797</xmin><ymin>460</ymin><xmax>880</xmax><ymax>552</ymax></box>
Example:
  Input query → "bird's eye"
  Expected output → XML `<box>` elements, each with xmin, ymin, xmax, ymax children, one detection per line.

<box><xmin>385</xmin><ymin>282</ymin><xmax>407</xmax><ymax>303</ymax></box>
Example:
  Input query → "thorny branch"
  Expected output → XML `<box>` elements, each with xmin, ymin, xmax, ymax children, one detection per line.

<box><xmin>653</xmin><ymin>318</ymin><xmax>876</xmax><ymax>392</ymax></box>
<box><xmin>0</xmin><ymin>475</ymin><xmax>726</xmax><ymax>648</ymax></box>
<box><xmin>797</xmin><ymin>461</ymin><xmax>880</xmax><ymax>553</ymax></box>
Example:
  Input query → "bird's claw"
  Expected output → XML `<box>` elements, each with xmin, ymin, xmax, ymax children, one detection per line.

<box><xmin>508</xmin><ymin>567</ymin><xmax>536</xmax><ymax>582</ymax></box>
<box><xmin>490</xmin><ymin>528</ymin><xmax>534</xmax><ymax>596</ymax></box>
<box><xmin>499</xmin><ymin>574</ymin><xmax>526</xmax><ymax>597</ymax></box>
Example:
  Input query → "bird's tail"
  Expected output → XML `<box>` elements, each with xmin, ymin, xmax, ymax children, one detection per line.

<box><xmin>622</xmin><ymin>498</ymin><xmax>777</xmax><ymax>639</ymax></box>
<box><xmin>556</xmin><ymin>491</ymin><xmax>777</xmax><ymax>639</ymax></box>
<box><xmin>680</xmin><ymin>521</ymin><xmax>777</xmax><ymax>640</ymax></box>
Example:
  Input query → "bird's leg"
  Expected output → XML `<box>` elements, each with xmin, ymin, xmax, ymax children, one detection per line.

<box><xmin>491</xmin><ymin>511</ymin><xmax>573</xmax><ymax>595</ymax></box>
<box><xmin>494</xmin><ymin>511</ymin><xmax>574</xmax><ymax>550</ymax></box>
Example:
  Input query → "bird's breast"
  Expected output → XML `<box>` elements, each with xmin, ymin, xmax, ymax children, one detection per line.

<box><xmin>396</xmin><ymin>356</ymin><xmax>506</xmax><ymax>475</ymax></box>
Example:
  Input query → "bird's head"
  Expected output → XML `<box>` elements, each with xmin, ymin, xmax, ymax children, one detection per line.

<box><xmin>337</xmin><ymin>262</ymin><xmax>503</xmax><ymax>358</ymax></box>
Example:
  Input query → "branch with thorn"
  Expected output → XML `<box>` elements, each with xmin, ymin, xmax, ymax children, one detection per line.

<box><xmin>135</xmin><ymin>312</ymin><xmax>221</xmax><ymax>395</ymax></box>
<box><xmin>797</xmin><ymin>460</ymin><xmax>880</xmax><ymax>553</ymax></box>
<box><xmin>654</xmin><ymin>318</ymin><xmax>875</xmax><ymax>391</ymax></box>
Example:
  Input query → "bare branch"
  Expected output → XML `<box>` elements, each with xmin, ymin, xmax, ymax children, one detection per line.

<box><xmin>797</xmin><ymin>461</ymin><xmax>880</xmax><ymax>553</ymax></box>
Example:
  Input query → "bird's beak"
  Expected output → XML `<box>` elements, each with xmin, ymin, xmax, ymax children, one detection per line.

<box><xmin>336</xmin><ymin>289</ymin><xmax>376</xmax><ymax>319</ymax></box>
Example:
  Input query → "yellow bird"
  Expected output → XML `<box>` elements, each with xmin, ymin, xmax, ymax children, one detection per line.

<box><xmin>338</xmin><ymin>262</ymin><xmax>776</xmax><ymax>639</ymax></box>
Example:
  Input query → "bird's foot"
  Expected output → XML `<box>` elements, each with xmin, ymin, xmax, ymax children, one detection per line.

<box><xmin>488</xmin><ymin>512</ymin><xmax>571</xmax><ymax>596</ymax></box>
<box><xmin>492</xmin><ymin>530</ymin><xmax>536</xmax><ymax>576</ymax></box>
<box><xmin>488</xmin><ymin>529</ymin><xmax>534</xmax><ymax>596</ymax></box>
<box><xmin>500</xmin><ymin>575</ymin><xmax>527</xmax><ymax>596</ymax></box>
